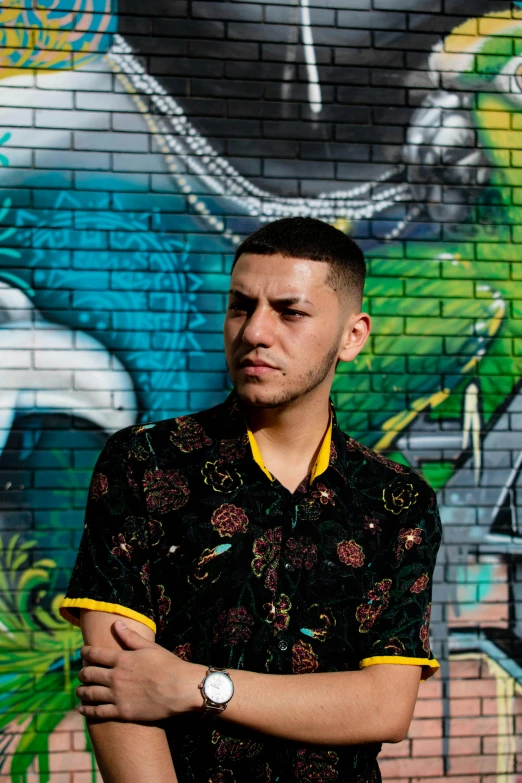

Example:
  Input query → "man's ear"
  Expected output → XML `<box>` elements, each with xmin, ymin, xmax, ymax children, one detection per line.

<box><xmin>338</xmin><ymin>312</ymin><xmax>371</xmax><ymax>364</ymax></box>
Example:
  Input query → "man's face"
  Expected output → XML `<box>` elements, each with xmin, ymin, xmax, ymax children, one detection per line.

<box><xmin>224</xmin><ymin>252</ymin><xmax>365</xmax><ymax>409</ymax></box>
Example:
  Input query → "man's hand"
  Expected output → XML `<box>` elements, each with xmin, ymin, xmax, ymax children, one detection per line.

<box><xmin>76</xmin><ymin>619</ymin><xmax>206</xmax><ymax>721</ymax></box>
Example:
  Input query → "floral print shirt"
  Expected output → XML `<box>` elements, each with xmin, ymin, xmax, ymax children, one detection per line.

<box><xmin>60</xmin><ymin>390</ymin><xmax>442</xmax><ymax>783</ymax></box>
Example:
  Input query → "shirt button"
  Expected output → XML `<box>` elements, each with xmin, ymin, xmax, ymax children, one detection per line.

<box><xmin>285</xmin><ymin>562</ymin><xmax>294</xmax><ymax>571</ymax></box>
<box><xmin>278</xmin><ymin>640</ymin><xmax>288</xmax><ymax>651</ymax></box>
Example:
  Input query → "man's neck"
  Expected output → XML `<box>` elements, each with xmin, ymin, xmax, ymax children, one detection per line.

<box><xmin>241</xmin><ymin>389</ymin><xmax>332</xmax><ymax>493</ymax></box>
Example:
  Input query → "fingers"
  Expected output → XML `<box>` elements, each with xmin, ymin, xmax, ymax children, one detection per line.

<box><xmin>79</xmin><ymin>702</ymin><xmax>120</xmax><ymax>720</ymax></box>
<box><xmin>81</xmin><ymin>645</ymin><xmax>119</xmax><ymax>667</ymax></box>
<box><xmin>76</xmin><ymin>684</ymin><xmax>114</xmax><ymax>704</ymax></box>
<box><xmin>78</xmin><ymin>664</ymin><xmax>111</xmax><ymax>686</ymax></box>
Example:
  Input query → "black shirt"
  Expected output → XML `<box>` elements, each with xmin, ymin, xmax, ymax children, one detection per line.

<box><xmin>60</xmin><ymin>389</ymin><xmax>442</xmax><ymax>782</ymax></box>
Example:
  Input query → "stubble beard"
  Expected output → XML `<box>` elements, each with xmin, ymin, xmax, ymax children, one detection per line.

<box><xmin>230</xmin><ymin>336</ymin><xmax>341</xmax><ymax>410</ymax></box>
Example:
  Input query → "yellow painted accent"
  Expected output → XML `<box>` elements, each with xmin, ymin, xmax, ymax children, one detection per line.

<box><xmin>0</xmin><ymin>16</ymin><xmax>101</xmax><ymax>81</ymax></box>
<box><xmin>452</xmin><ymin>652</ymin><xmax>518</xmax><ymax>778</ymax></box>
<box><xmin>59</xmin><ymin>597</ymin><xmax>157</xmax><ymax>634</ymax></box>
<box><xmin>444</xmin><ymin>35</ymin><xmax>483</xmax><ymax>53</ymax></box>
<box><xmin>374</xmin><ymin>270</ymin><xmax>506</xmax><ymax>452</ymax></box>
<box><xmin>479</xmin><ymin>15</ymin><xmax>520</xmax><ymax>34</ymax></box>
<box><xmin>448</xmin><ymin>10</ymin><xmax>517</xmax><ymax>40</ymax></box>
<box><xmin>482</xmin><ymin>129</ymin><xmax>522</xmax><ymax>151</ymax></box>
<box><xmin>247</xmin><ymin>410</ymin><xmax>333</xmax><ymax>484</ymax></box>
<box><xmin>451</xmin><ymin>18</ymin><xmax>478</xmax><ymax>36</ymax></box>
<box><xmin>476</xmin><ymin>111</ymin><xmax>511</xmax><ymax>131</ymax></box>
<box><xmin>373</xmin><ymin>389</ymin><xmax>451</xmax><ymax>452</ymax></box>
<box><xmin>487</xmin><ymin>300</ymin><xmax>505</xmax><ymax>338</ymax></box>
<box><xmin>482</xmin><ymin>655</ymin><xmax>517</xmax><ymax>778</ymax></box>
<box><xmin>359</xmin><ymin>655</ymin><xmax>440</xmax><ymax>683</ymax></box>
<box><xmin>436</xmin><ymin>13</ymin><xmax>521</xmax><ymax>72</ymax></box>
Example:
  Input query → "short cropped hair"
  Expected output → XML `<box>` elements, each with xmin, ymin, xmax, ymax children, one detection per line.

<box><xmin>232</xmin><ymin>217</ymin><xmax>366</xmax><ymax>307</ymax></box>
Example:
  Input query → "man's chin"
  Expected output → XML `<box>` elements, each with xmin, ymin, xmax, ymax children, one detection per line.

<box><xmin>233</xmin><ymin>381</ymin><xmax>296</xmax><ymax>409</ymax></box>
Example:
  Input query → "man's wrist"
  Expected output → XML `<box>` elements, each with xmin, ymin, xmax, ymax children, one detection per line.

<box><xmin>189</xmin><ymin>663</ymin><xmax>208</xmax><ymax>712</ymax></box>
<box><xmin>169</xmin><ymin>658</ymin><xmax>207</xmax><ymax>715</ymax></box>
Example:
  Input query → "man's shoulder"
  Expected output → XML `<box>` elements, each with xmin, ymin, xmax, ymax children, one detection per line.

<box><xmin>102</xmin><ymin>398</ymin><xmax>232</xmax><ymax>456</ymax></box>
<box><xmin>338</xmin><ymin>429</ymin><xmax>436</xmax><ymax>502</ymax></box>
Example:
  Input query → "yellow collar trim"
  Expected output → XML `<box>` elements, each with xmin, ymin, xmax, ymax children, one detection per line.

<box><xmin>246</xmin><ymin>410</ymin><xmax>333</xmax><ymax>484</ymax></box>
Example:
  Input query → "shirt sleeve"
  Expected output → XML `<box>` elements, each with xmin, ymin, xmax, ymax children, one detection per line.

<box><xmin>357</xmin><ymin>481</ymin><xmax>442</xmax><ymax>683</ymax></box>
<box><xmin>59</xmin><ymin>429</ymin><xmax>157</xmax><ymax>635</ymax></box>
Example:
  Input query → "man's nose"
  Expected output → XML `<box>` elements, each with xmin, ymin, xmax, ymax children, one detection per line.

<box><xmin>241</xmin><ymin>307</ymin><xmax>276</xmax><ymax>348</ymax></box>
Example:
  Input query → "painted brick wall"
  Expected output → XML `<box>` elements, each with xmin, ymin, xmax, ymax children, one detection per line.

<box><xmin>0</xmin><ymin>1</ymin><xmax>521</xmax><ymax>780</ymax></box>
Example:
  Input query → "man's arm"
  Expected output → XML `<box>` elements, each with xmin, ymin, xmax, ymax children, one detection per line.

<box><xmin>80</xmin><ymin>609</ymin><xmax>178</xmax><ymax>783</ymax></box>
<box><xmin>197</xmin><ymin>662</ymin><xmax>422</xmax><ymax>745</ymax></box>
<box><xmin>75</xmin><ymin>621</ymin><xmax>427</xmax><ymax>745</ymax></box>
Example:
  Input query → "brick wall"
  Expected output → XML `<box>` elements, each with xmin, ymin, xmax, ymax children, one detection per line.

<box><xmin>0</xmin><ymin>1</ymin><xmax>521</xmax><ymax>780</ymax></box>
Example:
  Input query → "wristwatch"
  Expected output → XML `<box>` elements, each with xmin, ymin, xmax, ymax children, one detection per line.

<box><xmin>199</xmin><ymin>665</ymin><xmax>235</xmax><ymax>717</ymax></box>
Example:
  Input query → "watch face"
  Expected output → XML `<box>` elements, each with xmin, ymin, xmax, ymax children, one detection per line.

<box><xmin>203</xmin><ymin>671</ymin><xmax>234</xmax><ymax>705</ymax></box>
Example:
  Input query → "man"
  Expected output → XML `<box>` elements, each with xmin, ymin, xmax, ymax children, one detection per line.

<box><xmin>59</xmin><ymin>217</ymin><xmax>442</xmax><ymax>783</ymax></box>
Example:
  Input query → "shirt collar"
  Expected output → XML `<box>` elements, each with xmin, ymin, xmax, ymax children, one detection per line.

<box><xmin>242</xmin><ymin>398</ymin><xmax>334</xmax><ymax>485</ymax></box>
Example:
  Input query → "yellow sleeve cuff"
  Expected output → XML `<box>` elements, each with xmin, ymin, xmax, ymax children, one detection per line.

<box><xmin>59</xmin><ymin>597</ymin><xmax>157</xmax><ymax>634</ymax></box>
<box><xmin>359</xmin><ymin>655</ymin><xmax>440</xmax><ymax>682</ymax></box>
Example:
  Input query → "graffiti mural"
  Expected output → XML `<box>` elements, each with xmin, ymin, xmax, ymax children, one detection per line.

<box><xmin>1</xmin><ymin>0</ymin><xmax>522</xmax><ymax>778</ymax></box>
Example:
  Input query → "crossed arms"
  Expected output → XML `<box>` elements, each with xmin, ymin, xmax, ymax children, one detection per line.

<box><xmin>80</xmin><ymin>609</ymin><xmax>423</xmax><ymax>783</ymax></box>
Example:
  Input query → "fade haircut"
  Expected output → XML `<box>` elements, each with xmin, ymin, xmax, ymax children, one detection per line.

<box><xmin>232</xmin><ymin>216</ymin><xmax>366</xmax><ymax>308</ymax></box>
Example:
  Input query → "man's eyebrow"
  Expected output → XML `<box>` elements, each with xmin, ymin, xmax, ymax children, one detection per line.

<box><xmin>228</xmin><ymin>289</ymin><xmax>313</xmax><ymax>306</ymax></box>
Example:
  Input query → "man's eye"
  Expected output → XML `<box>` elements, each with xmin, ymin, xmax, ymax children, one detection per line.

<box><xmin>282</xmin><ymin>310</ymin><xmax>304</xmax><ymax>318</ymax></box>
<box><xmin>228</xmin><ymin>303</ymin><xmax>247</xmax><ymax>312</ymax></box>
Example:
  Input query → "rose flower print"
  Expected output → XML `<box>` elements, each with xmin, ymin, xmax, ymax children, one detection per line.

<box><xmin>218</xmin><ymin>434</ymin><xmax>248</xmax><ymax>461</ymax></box>
<box><xmin>211</xmin><ymin>729</ymin><xmax>264</xmax><ymax>761</ymax></box>
<box><xmin>252</xmin><ymin>527</ymin><xmax>282</xmax><ymax>592</ymax></box>
<box><xmin>202</xmin><ymin>460</ymin><xmax>243</xmax><ymax>493</ymax></box>
<box><xmin>295</xmin><ymin>748</ymin><xmax>339</xmax><ymax>782</ymax></box>
<box><xmin>337</xmin><ymin>539</ymin><xmax>365</xmax><ymax>568</ymax></box>
<box><xmin>142</xmin><ymin>468</ymin><xmax>190</xmax><ymax>514</ymax></box>
<box><xmin>211</xmin><ymin>503</ymin><xmax>249</xmax><ymax>537</ymax></box>
<box><xmin>213</xmin><ymin>606</ymin><xmax>254</xmax><ymax>647</ymax></box>
<box><xmin>292</xmin><ymin>640</ymin><xmax>319</xmax><ymax>674</ymax></box>
<box><xmin>89</xmin><ymin>472</ymin><xmax>108</xmax><ymax>501</ymax></box>
<box><xmin>355</xmin><ymin>578</ymin><xmax>392</xmax><ymax>632</ymax></box>
<box><xmin>410</xmin><ymin>573</ymin><xmax>429</xmax><ymax>593</ymax></box>
<box><xmin>169</xmin><ymin>416</ymin><xmax>212</xmax><ymax>452</ymax></box>
<box><xmin>285</xmin><ymin>536</ymin><xmax>318</xmax><ymax>570</ymax></box>
<box><xmin>383</xmin><ymin>482</ymin><xmax>419</xmax><ymax>514</ymax></box>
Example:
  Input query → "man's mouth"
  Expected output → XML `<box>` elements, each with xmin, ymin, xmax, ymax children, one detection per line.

<box><xmin>239</xmin><ymin>358</ymin><xmax>279</xmax><ymax>376</ymax></box>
